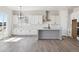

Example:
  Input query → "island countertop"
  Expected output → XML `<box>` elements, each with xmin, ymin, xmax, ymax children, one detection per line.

<box><xmin>38</xmin><ymin>28</ymin><xmax>62</xmax><ymax>31</ymax></box>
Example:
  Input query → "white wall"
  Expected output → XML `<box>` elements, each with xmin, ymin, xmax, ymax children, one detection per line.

<box><xmin>59</xmin><ymin>10</ymin><xmax>69</xmax><ymax>36</ymax></box>
<box><xmin>71</xmin><ymin>7</ymin><xmax>79</xmax><ymax>21</ymax></box>
<box><xmin>0</xmin><ymin>7</ymin><xmax>12</xmax><ymax>38</ymax></box>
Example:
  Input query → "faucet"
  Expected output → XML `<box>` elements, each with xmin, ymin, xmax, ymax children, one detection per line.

<box><xmin>48</xmin><ymin>24</ymin><xmax>50</xmax><ymax>29</ymax></box>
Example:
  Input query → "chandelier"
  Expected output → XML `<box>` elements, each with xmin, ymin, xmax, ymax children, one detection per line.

<box><xmin>18</xmin><ymin>6</ymin><xmax>25</xmax><ymax>19</ymax></box>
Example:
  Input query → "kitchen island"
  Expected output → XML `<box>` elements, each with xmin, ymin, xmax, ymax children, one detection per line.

<box><xmin>38</xmin><ymin>29</ymin><xmax>62</xmax><ymax>40</ymax></box>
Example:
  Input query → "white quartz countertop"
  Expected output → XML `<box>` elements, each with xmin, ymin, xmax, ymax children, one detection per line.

<box><xmin>38</xmin><ymin>25</ymin><xmax>62</xmax><ymax>30</ymax></box>
<box><xmin>38</xmin><ymin>28</ymin><xmax>62</xmax><ymax>30</ymax></box>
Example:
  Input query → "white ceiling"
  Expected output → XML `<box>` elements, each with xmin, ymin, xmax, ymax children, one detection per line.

<box><xmin>7</xmin><ymin>6</ymin><xmax>77</xmax><ymax>11</ymax></box>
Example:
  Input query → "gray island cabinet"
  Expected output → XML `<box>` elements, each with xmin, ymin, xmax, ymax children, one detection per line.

<box><xmin>38</xmin><ymin>29</ymin><xmax>62</xmax><ymax>40</ymax></box>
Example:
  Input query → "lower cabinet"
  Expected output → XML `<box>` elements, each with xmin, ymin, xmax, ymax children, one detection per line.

<box><xmin>12</xmin><ymin>28</ymin><xmax>37</xmax><ymax>35</ymax></box>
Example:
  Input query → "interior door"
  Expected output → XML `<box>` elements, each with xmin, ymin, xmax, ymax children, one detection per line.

<box><xmin>72</xmin><ymin>19</ymin><xmax>77</xmax><ymax>40</ymax></box>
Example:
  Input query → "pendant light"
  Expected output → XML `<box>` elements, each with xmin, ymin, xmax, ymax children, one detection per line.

<box><xmin>18</xmin><ymin>6</ymin><xmax>25</xmax><ymax>20</ymax></box>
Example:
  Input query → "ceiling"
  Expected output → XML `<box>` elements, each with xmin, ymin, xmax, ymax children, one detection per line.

<box><xmin>7</xmin><ymin>6</ymin><xmax>77</xmax><ymax>11</ymax></box>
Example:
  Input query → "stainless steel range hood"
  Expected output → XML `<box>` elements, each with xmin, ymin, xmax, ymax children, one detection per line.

<box><xmin>43</xmin><ymin>10</ymin><xmax>50</xmax><ymax>22</ymax></box>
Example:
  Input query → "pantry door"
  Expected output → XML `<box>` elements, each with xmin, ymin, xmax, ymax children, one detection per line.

<box><xmin>72</xmin><ymin>19</ymin><xmax>77</xmax><ymax>40</ymax></box>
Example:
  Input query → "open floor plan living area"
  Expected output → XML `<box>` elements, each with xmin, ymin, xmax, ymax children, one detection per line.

<box><xmin>0</xmin><ymin>6</ymin><xmax>79</xmax><ymax>52</ymax></box>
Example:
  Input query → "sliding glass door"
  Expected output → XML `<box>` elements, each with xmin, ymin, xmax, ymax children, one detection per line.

<box><xmin>0</xmin><ymin>12</ymin><xmax>7</xmax><ymax>40</ymax></box>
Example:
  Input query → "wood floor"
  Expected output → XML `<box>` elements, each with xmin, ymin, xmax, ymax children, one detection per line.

<box><xmin>0</xmin><ymin>36</ymin><xmax>79</xmax><ymax>52</ymax></box>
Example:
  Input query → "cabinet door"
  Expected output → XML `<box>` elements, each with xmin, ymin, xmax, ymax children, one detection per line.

<box><xmin>72</xmin><ymin>19</ymin><xmax>77</xmax><ymax>40</ymax></box>
<box><xmin>28</xmin><ymin>15</ymin><xmax>42</xmax><ymax>24</ymax></box>
<box><xmin>13</xmin><ymin>15</ymin><xmax>19</xmax><ymax>24</ymax></box>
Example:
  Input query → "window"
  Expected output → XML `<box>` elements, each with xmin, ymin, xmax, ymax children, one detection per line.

<box><xmin>0</xmin><ymin>12</ymin><xmax>7</xmax><ymax>32</ymax></box>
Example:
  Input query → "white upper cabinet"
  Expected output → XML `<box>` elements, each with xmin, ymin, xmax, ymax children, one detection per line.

<box><xmin>28</xmin><ymin>15</ymin><xmax>42</xmax><ymax>24</ymax></box>
<box><xmin>13</xmin><ymin>15</ymin><xmax>42</xmax><ymax>24</ymax></box>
